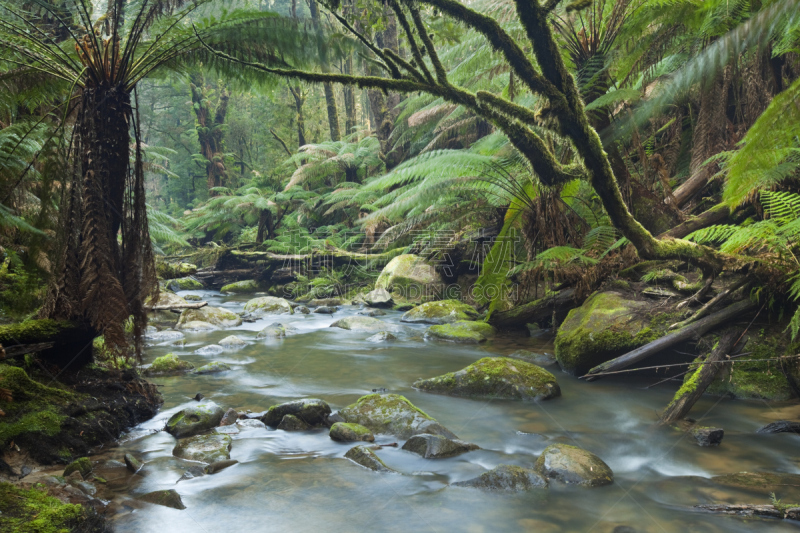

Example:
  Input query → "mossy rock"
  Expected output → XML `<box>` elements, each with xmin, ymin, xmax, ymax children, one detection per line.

<box><xmin>402</xmin><ymin>434</ymin><xmax>479</xmax><ymax>458</ymax></box>
<box><xmin>194</xmin><ymin>361</ymin><xmax>231</xmax><ymax>375</ymax></box>
<box><xmin>276</xmin><ymin>414</ymin><xmax>310</xmax><ymax>431</ymax></box>
<box><xmin>179</xmin><ymin>320</ymin><xmax>217</xmax><ymax>331</ymax></box>
<box><xmin>413</xmin><ymin>357</ymin><xmax>560</xmax><ymax>401</ymax></box>
<box><xmin>375</xmin><ymin>254</ymin><xmax>444</xmax><ymax>303</ymax></box>
<box><xmin>172</xmin><ymin>433</ymin><xmax>232</xmax><ymax>463</ymax></box>
<box><xmin>337</xmin><ymin>393</ymin><xmax>457</xmax><ymax>439</ymax></box>
<box><xmin>157</xmin><ymin>261</ymin><xmax>197</xmax><ymax>279</ymax></box>
<box><xmin>261</xmin><ymin>399</ymin><xmax>331</xmax><ymax>427</ymax></box>
<box><xmin>401</xmin><ymin>300</ymin><xmax>479</xmax><ymax>325</ymax></box>
<box><xmin>165</xmin><ymin>277</ymin><xmax>203</xmax><ymax>291</ymax></box>
<box><xmin>452</xmin><ymin>465</ymin><xmax>548</xmax><ymax>491</ymax></box>
<box><xmin>243</xmin><ymin>296</ymin><xmax>293</xmax><ymax>317</ymax></box>
<box><xmin>145</xmin><ymin>330</ymin><xmax>185</xmax><ymax>343</ymax></box>
<box><xmin>0</xmin><ymin>482</ymin><xmax>91</xmax><ymax>532</ymax></box>
<box><xmin>330</xmin><ymin>422</ymin><xmax>375</xmax><ymax>442</ymax></box>
<box><xmin>344</xmin><ymin>445</ymin><xmax>396</xmax><ymax>473</ymax></box>
<box><xmin>363</xmin><ymin>288</ymin><xmax>393</xmax><ymax>308</ymax></box>
<box><xmin>554</xmin><ymin>292</ymin><xmax>658</xmax><ymax>375</ymax></box>
<box><xmin>220</xmin><ymin>279</ymin><xmax>262</xmax><ymax>294</ymax></box>
<box><xmin>218</xmin><ymin>335</ymin><xmax>246</xmax><ymax>347</ymax></box>
<box><xmin>534</xmin><ymin>444</ymin><xmax>614</xmax><ymax>487</ymax></box>
<box><xmin>711</xmin><ymin>472</ymin><xmax>800</xmax><ymax>495</ymax></box>
<box><xmin>165</xmin><ymin>402</ymin><xmax>225</xmax><ymax>438</ymax></box>
<box><xmin>146</xmin><ymin>291</ymin><xmax>187</xmax><ymax>309</ymax></box>
<box><xmin>137</xmin><ymin>489</ymin><xmax>186</xmax><ymax>510</ymax></box>
<box><xmin>507</xmin><ymin>350</ymin><xmax>557</xmax><ymax>367</ymax></box>
<box><xmin>365</xmin><ymin>331</ymin><xmax>397</xmax><ymax>343</ymax></box>
<box><xmin>256</xmin><ymin>323</ymin><xmax>296</xmax><ymax>339</ymax></box>
<box><xmin>309</xmin><ymin>298</ymin><xmax>344</xmax><ymax>307</ymax></box>
<box><xmin>145</xmin><ymin>353</ymin><xmax>194</xmax><ymax>376</ymax></box>
<box><xmin>63</xmin><ymin>457</ymin><xmax>92</xmax><ymax>479</ymax></box>
<box><xmin>176</xmin><ymin>306</ymin><xmax>242</xmax><ymax>329</ymax></box>
<box><xmin>330</xmin><ymin>316</ymin><xmax>407</xmax><ymax>334</ymax></box>
<box><xmin>424</xmin><ymin>321</ymin><xmax>496</xmax><ymax>343</ymax></box>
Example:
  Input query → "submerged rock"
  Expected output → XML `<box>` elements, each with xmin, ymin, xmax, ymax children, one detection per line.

<box><xmin>295</xmin><ymin>305</ymin><xmax>311</xmax><ymax>314</ymax></box>
<box><xmin>507</xmin><ymin>350</ymin><xmax>557</xmax><ymax>367</ymax></box>
<box><xmin>359</xmin><ymin>309</ymin><xmax>386</xmax><ymax>317</ymax></box>
<box><xmin>402</xmin><ymin>434</ymin><xmax>479</xmax><ymax>458</ymax></box>
<box><xmin>337</xmin><ymin>393</ymin><xmax>457</xmax><ymax>439</ymax></box>
<box><xmin>145</xmin><ymin>353</ymin><xmax>194</xmax><ymax>376</ymax></box>
<box><xmin>364</xmin><ymin>288</ymin><xmax>393</xmax><ymax>308</ymax></box>
<box><xmin>124</xmin><ymin>454</ymin><xmax>143</xmax><ymax>473</ymax></box>
<box><xmin>413</xmin><ymin>357</ymin><xmax>560</xmax><ymax>401</ymax></box>
<box><xmin>137</xmin><ymin>489</ymin><xmax>186</xmax><ymax>510</ymax></box>
<box><xmin>375</xmin><ymin>254</ymin><xmax>444</xmax><ymax>303</ymax></box>
<box><xmin>344</xmin><ymin>445</ymin><xmax>396</xmax><ymax>473</ymax></box>
<box><xmin>184</xmin><ymin>294</ymin><xmax>203</xmax><ymax>302</ymax></box>
<box><xmin>711</xmin><ymin>471</ymin><xmax>800</xmax><ymax>494</ymax></box>
<box><xmin>691</xmin><ymin>426</ymin><xmax>724</xmax><ymax>447</ymax></box>
<box><xmin>145</xmin><ymin>330</ymin><xmax>185</xmax><ymax>343</ymax></box>
<box><xmin>166</xmin><ymin>402</ymin><xmax>225</xmax><ymax>438</ymax></box>
<box><xmin>172</xmin><ymin>433</ymin><xmax>232</xmax><ymax>463</ymax></box>
<box><xmin>256</xmin><ymin>322</ymin><xmax>297</xmax><ymax>339</ymax></box>
<box><xmin>757</xmin><ymin>420</ymin><xmax>800</xmax><ymax>434</ymax></box>
<box><xmin>314</xmin><ymin>306</ymin><xmax>338</xmax><ymax>314</ymax></box>
<box><xmin>204</xmin><ymin>459</ymin><xmax>238</xmax><ymax>474</ymax></box>
<box><xmin>218</xmin><ymin>335</ymin><xmax>247</xmax><ymax>347</ymax></box>
<box><xmin>329</xmin><ymin>422</ymin><xmax>375</xmax><ymax>442</ymax></box>
<box><xmin>366</xmin><ymin>331</ymin><xmax>397</xmax><ymax>343</ymax></box>
<box><xmin>194</xmin><ymin>361</ymin><xmax>231</xmax><ymax>375</ymax></box>
<box><xmin>277</xmin><ymin>414</ymin><xmax>311</xmax><ymax>431</ymax></box>
<box><xmin>309</xmin><ymin>298</ymin><xmax>343</xmax><ymax>307</ymax></box>
<box><xmin>554</xmin><ymin>292</ymin><xmax>654</xmax><ymax>375</ymax></box>
<box><xmin>243</xmin><ymin>296</ymin><xmax>293</xmax><ymax>316</ymax></box>
<box><xmin>179</xmin><ymin>320</ymin><xmax>217</xmax><ymax>331</ymax></box>
<box><xmin>261</xmin><ymin>399</ymin><xmax>332</xmax><ymax>427</ymax></box>
<box><xmin>329</xmin><ymin>316</ymin><xmax>405</xmax><ymax>333</ymax></box>
<box><xmin>452</xmin><ymin>465</ymin><xmax>547</xmax><ymax>491</ymax></box>
<box><xmin>194</xmin><ymin>344</ymin><xmax>224</xmax><ymax>356</ymax></box>
<box><xmin>425</xmin><ymin>321</ymin><xmax>495</xmax><ymax>343</ymax></box>
<box><xmin>220</xmin><ymin>279</ymin><xmax>262</xmax><ymax>294</ymax></box>
<box><xmin>401</xmin><ymin>299</ymin><xmax>480</xmax><ymax>325</ymax></box>
<box><xmin>534</xmin><ymin>444</ymin><xmax>614</xmax><ymax>487</ymax></box>
<box><xmin>177</xmin><ymin>306</ymin><xmax>242</xmax><ymax>329</ymax></box>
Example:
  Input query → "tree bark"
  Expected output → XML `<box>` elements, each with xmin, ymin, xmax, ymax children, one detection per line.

<box><xmin>489</xmin><ymin>288</ymin><xmax>582</xmax><ymax>329</ymax></box>
<box><xmin>309</xmin><ymin>0</ymin><xmax>341</xmax><ymax>141</ymax></box>
<box><xmin>190</xmin><ymin>72</ymin><xmax>230</xmax><ymax>194</ymax></box>
<box><xmin>660</xmin><ymin>329</ymin><xmax>741</xmax><ymax>424</ymax></box>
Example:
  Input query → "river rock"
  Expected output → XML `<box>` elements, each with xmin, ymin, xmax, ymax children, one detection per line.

<box><xmin>711</xmin><ymin>472</ymin><xmax>800</xmax><ymax>494</ymax></box>
<box><xmin>330</xmin><ymin>316</ymin><xmax>392</xmax><ymax>332</ymax></box>
<box><xmin>220</xmin><ymin>408</ymin><xmax>239</xmax><ymax>426</ymax></box>
<box><xmin>359</xmin><ymin>309</ymin><xmax>386</xmax><ymax>317</ymax></box>
<box><xmin>184</xmin><ymin>294</ymin><xmax>203</xmax><ymax>302</ymax></box>
<box><xmin>452</xmin><ymin>465</ymin><xmax>547</xmax><ymax>491</ymax></box>
<box><xmin>63</xmin><ymin>457</ymin><xmax>92</xmax><ymax>479</ymax></box>
<box><xmin>691</xmin><ymin>426</ymin><xmax>724</xmax><ymax>446</ymax></box>
<box><xmin>172</xmin><ymin>433</ymin><xmax>232</xmax><ymax>463</ymax></box>
<box><xmin>147</xmin><ymin>291</ymin><xmax>188</xmax><ymax>309</ymax></box>
<box><xmin>194</xmin><ymin>361</ymin><xmax>231</xmax><ymax>374</ymax></box>
<box><xmin>218</xmin><ymin>335</ymin><xmax>246</xmax><ymax>347</ymax></box>
<box><xmin>337</xmin><ymin>393</ymin><xmax>457</xmax><ymax>439</ymax></box>
<box><xmin>402</xmin><ymin>434</ymin><xmax>479</xmax><ymax>458</ymax></box>
<box><xmin>277</xmin><ymin>414</ymin><xmax>311</xmax><ymax>431</ymax></box>
<box><xmin>534</xmin><ymin>444</ymin><xmax>614</xmax><ymax>487</ymax></box>
<box><xmin>364</xmin><ymin>288</ymin><xmax>393</xmax><ymax>308</ymax></box>
<box><xmin>375</xmin><ymin>254</ymin><xmax>444</xmax><ymax>303</ymax></box>
<box><xmin>237</xmin><ymin>418</ymin><xmax>266</xmax><ymax>429</ymax></box>
<box><xmin>507</xmin><ymin>350</ymin><xmax>557</xmax><ymax>366</ymax></box>
<box><xmin>261</xmin><ymin>399</ymin><xmax>332</xmax><ymax>427</ymax></box>
<box><xmin>177</xmin><ymin>306</ymin><xmax>242</xmax><ymax>329</ymax></box>
<box><xmin>554</xmin><ymin>292</ymin><xmax>654</xmax><ymax>375</ymax></box>
<box><xmin>243</xmin><ymin>296</ymin><xmax>293</xmax><ymax>316</ymax></box>
<box><xmin>137</xmin><ymin>489</ymin><xmax>186</xmax><ymax>510</ymax></box>
<box><xmin>145</xmin><ymin>330</ymin><xmax>185</xmax><ymax>343</ymax></box>
<box><xmin>194</xmin><ymin>344</ymin><xmax>224</xmax><ymax>356</ymax></box>
<box><xmin>220</xmin><ymin>279</ymin><xmax>262</xmax><ymax>294</ymax></box>
<box><xmin>69</xmin><ymin>479</ymin><xmax>97</xmax><ymax>497</ymax></box>
<box><xmin>157</xmin><ymin>261</ymin><xmax>197</xmax><ymax>278</ymax></box>
<box><xmin>344</xmin><ymin>445</ymin><xmax>396</xmax><ymax>473</ymax></box>
<box><xmin>295</xmin><ymin>305</ymin><xmax>310</xmax><ymax>314</ymax></box>
<box><xmin>309</xmin><ymin>298</ymin><xmax>343</xmax><ymax>307</ymax></box>
<box><xmin>166</xmin><ymin>402</ymin><xmax>225</xmax><ymax>438</ymax></box>
<box><xmin>413</xmin><ymin>357</ymin><xmax>560</xmax><ymax>401</ymax></box>
<box><xmin>166</xmin><ymin>277</ymin><xmax>204</xmax><ymax>291</ymax></box>
<box><xmin>757</xmin><ymin>420</ymin><xmax>800</xmax><ymax>434</ymax></box>
<box><xmin>401</xmin><ymin>300</ymin><xmax>479</xmax><ymax>325</ymax></box>
<box><xmin>257</xmin><ymin>322</ymin><xmax>297</xmax><ymax>339</ymax></box>
<box><xmin>366</xmin><ymin>331</ymin><xmax>397</xmax><ymax>343</ymax></box>
<box><xmin>330</xmin><ymin>422</ymin><xmax>375</xmax><ymax>442</ymax></box>
<box><xmin>179</xmin><ymin>320</ymin><xmax>217</xmax><ymax>331</ymax></box>
<box><xmin>124</xmin><ymin>454</ymin><xmax>143</xmax><ymax>473</ymax></box>
<box><xmin>144</xmin><ymin>353</ymin><xmax>194</xmax><ymax>376</ymax></box>
<box><xmin>425</xmin><ymin>321</ymin><xmax>495</xmax><ymax>343</ymax></box>
<box><xmin>203</xmin><ymin>459</ymin><xmax>238</xmax><ymax>475</ymax></box>
<box><xmin>314</xmin><ymin>306</ymin><xmax>338</xmax><ymax>314</ymax></box>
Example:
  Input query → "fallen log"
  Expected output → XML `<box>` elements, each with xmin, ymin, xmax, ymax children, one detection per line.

<box><xmin>695</xmin><ymin>503</ymin><xmax>800</xmax><ymax>519</ymax></box>
<box><xmin>660</xmin><ymin>329</ymin><xmax>741</xmax><ymax>424</ymax></box>
<box><xmin>489</xmin><ymin>288</ymin><xmax>582</xmax><ymax>329</ymax></box>
<box><xmin>757</xmin><ymin>421</ymin><xmax>800</xmax><ymax>434</ymax></box>
<box><xmin>583</xmin><ymin>299</ymin><xmax>757</xmax><ymax>381</ymax></box>
<box><xmin>659</xmin><ymin>203</ymin><xmax>731</xmax><ymax>239</ymax></box>
<box><xmin>146</xmin><ymin>301</ymin><xmax>208</xmax><ymax>311</ymax></box>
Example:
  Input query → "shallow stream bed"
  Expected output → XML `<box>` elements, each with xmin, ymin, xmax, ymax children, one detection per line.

<box><xmin>106</xmin><ymin>290</ymin><xmax>800</xmax><ymax>532</ymax></box>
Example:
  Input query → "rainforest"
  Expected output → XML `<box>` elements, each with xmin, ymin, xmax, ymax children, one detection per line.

<box><xmin>1</xmin><ymin>0</ymin><xmax>800</xmax><ymax>531</ymax></box>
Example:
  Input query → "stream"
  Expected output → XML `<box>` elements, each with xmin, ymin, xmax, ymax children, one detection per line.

<box><xmin>104</xmin><ymin>290</ymin><xmax>800</xmax><ymax>532</ymax></box>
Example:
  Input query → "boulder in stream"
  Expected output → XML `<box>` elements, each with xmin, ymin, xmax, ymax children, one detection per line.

<box><xmin>261</xmin><ymin>399</ymin><xmax>332</xmax><ymax>427</ymax></box>
<box><xmin>402</xmin><ymin>434</ymin><xmax>479</xmax><ymax>458</ymax></box>
<box><xmin>375</xmin><ymin>254</ymin><xmax>444</xmax><ymax>303</ymax></box>
<box><xmin>507</xmin><ymin>350</ymin><xmax>557</xmax><ymax>367</ymax></box>
<box><xmin>295</xmin><ymin>305</ymin><xmax>310</xmax><ymax>314</ymax></box>
<box><xmin>145</xmin><ymin>330</ymin><xmax>185</xmax><ymax>343</ymax></box>
<box><xmin>452</xmin><ymin>465</ymin><xmax>547</xmax><ymax>491</ymax></box>
<box><xmin>344</xmin><ymin>445</ymin><xmax>396</xmax><ymax>473</ymax></box>
<box><xmin>218</xmin><ymin>335</ymin><xmax>247</xmax><ymax>347</ymax></box>
<box><xmin>691</xmin><ymin>426</ymin><xmax>724</xmax><ymax>446</ymax></box>
<box><xmin>194</xmin><ymin>361</ymin><xmax>231</xmax><ymax>374</ymax></box>
<box><xmin>366</xmin><ymin>331</ymin><xmax>397</xmax><ymax>343</ymax></box>
<box><xmin>177</xmin><ymin>306</ymin><xmax>242</xmax><ymax>329</ymax></box>
<box><xmin>710</xmin><ymin>471</ymin><xmax>800</xmax><ymax>494</ymax></box>
<box><xmin>63</xmin><ymin>457</ymin><xmax>92</xmax><ymax>479</ymax></box>
<box><xmin>194</xmin><ymin>344</ymin><xmax>224</xmax><ymax>356</ymax></box>
<box><xmin>364</xmin><ymin>288</ymin><xmax>393</xmax><ymax>308</ymax></box>
<box><xmin>257</xmin><ymin>322</ymin><xmax>297</xmax><ymax>339</ymax></box>
<box><xmin>172</xmin><ymin>433</ymin><xmax>232</xmax><ymax>463</ymax></box>
<box><xmin>359</xmin><ymin>309</ymin><xmax>386</xmax><ymax>317</ymax></box>
<box><xmin>220</xmin><ymin>279</ymin><xmax>262</xmax><ymax>294</ymax></box>
<box><xmin>534</xmin><ymin>444</ymin><xmax>614</xmax><ymax>487</ymax></box>
<box><xmin>179</xmin><ymin>320</ymin><xmax>217</xmax><ymax>331</ymax></box>
<box><xmin>124</xmin><ymin>454</ymin><xmax>143</xmax><ymax>473</ymax></box>
<box><xmin>336</xmin><ymin>393</ymin><xmax>457</xmax><ymax>439</ymax></box>
<box><xmin>329</xmin><ymin>422</ymin><xmax>375</xmax><ymax>442</ymax></box>
<box><xmin>400</xmin><ymin>299</ymin><xmax>480</xmax><ymax>325</ymax></box>
<box><xmin>309</xmin><ymin>298</ymin><xmax>343</xmax><ymax>307</ymax></box>
<box><xmin>313</xmin><ymin>306</ymin><xmax>338</xmax><ymax>314</ymax></box>
<box><xmin>413</xmin><ymin>357</ymin><xmax>560</xmax><ymax>401</ymax></box>
<box><xmin>424</xmin><ymin>321</ymin><xmax>495</xmax><ymax>343</ymax></box>
<box><xmin>166</xmin><ymin>401</ymin><xmax>225</xmax><ymax>438</ymax></box>
<box><xmin>165</xmin><ymin>277</ymin><xmax>203</xmax><ymax>291</ymax></box>
<box><xmin>277</xmin><ymin>414</ymin><xmax>311</xmax><ymax>431</ymax></box>
<box><xmin>329</xmin><ymin>316</ymin><xmax>407</xmax><ymax>334</ymax></box>
<box><xmin>144</xmin><ymin>353</ymin><xmax>194</xmax><ymax>376</ymax></box>
<box><xmin>220</xmin><ymin>408</ymin><xmax>239</xmax><ymax>426</ymax></box>
<box><xmin>137</xmin><ymin>489</ymin><xmax>186</xmax><ymax>510</ymax></box>
<box><xmin>204</xmin><ymin>459</ymin><xmax>238</xmax><ymax>475</ymax></box>
<box><xmin>243</xmin><ymin>296</ymin><xmax>293</xmax><ymax>316</ymax></box>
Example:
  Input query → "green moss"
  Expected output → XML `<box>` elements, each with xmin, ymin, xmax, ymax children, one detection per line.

<box><xmin>165</xmin><ymin>277</ymin><xmax>203</xmax><ymax>290</ymax></box>
<box><xmin>0</xmin><ymin>319</ymin><xmax>71</xmax><ymax>346</ymax></box>
<box><xmin>707</xmin><ymin>332</ymin><xmax>793</xmax><ymax>400</ymax></box>
<box><xmin>426</xmin><ymin>321</ymin><xmax>496</xmax><ymax>343</ymax></box>
<box><xmin>147</xmin><ymin>353</ymin><xmax>194</xmax><ymax>375</ymax></box>
<box><xmin>220</xmin><ymin>279</ymin><xmax>261</xmax><ymax>294</ymax></box>
<box><xmin>401</xmin><ymin>300</ymin><xmax>479</xmax><ymax>324</ymax></box>
<box><xmin>605</xmin><ymin>279</ymin><xmax>631</xmax><ymax>291</ymax></box>
<box><xmin>0</xmin><ymin>483</ymin><xmax>86</xmax><ymax>533</ymax></box>
<box><xmin>63</xmin><ymin>457</ymin><xmax>92</xmax><ymax>478</ymax></box>
<box><xmin>353</xmin><ymin>393</ymin><xmax>432</xmax><ymax>419</ymax></box>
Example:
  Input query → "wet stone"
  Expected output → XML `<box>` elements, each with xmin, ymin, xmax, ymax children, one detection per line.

<box><xmin>218</xmin><ymin>335</ymin><xmax>246</xmax><ymax>347</ymax></box>
<box><xmin>313</xmin><ymin>306</ymin><xmax>338</xmax><ymax>314</ymax></box>
<box><xmin>401</xmin><ymin>434</ymin><xmax>479</xmax><ymax>459</ymax></box>
<box><xmin>691</xmin><ymin>427</ymin><xmax>724</xmax><ymax>447</ymax></box>
<box><xmin>261</xmin><ymin>398</ymin><xmax>332</xmax><ymax>427</ymax></box>
<box><xmin>277</xmin><ymin>414</ymin><xmax>311</xmax><ymax>431</ymax></box>
<box><xmin>194</xmin><ymin>361</ymin><xmax>232</xmax><ymax>374</ymax></box>
<box><xmin>330</xmin><ymin>422</ymin><xmax>375</xmax><ymax>442</ymax></box>
<box><xmin>137</xmin><ymin>489</ymin><xmax>186</xmax><ymax>510</ymax></box>
<box><xmin>204</xmin><ymin>459</ymin><xmax>239</xmax><ymax>475</ymax></box>
<box><xmin>220</xmin><ymin>408</ymin><xmax>239</xmax><ymax>426</ymax></box>
<box><xmin>366</xmin><ymin>331</ymin><xmax>397</xmax><ymax>343</ymax></box>
<box><xmin>295</xmin><ymin>305</ymin><xmax>311</xmax><ymax>314</ymax></box>
<box><xmin>534</xmin><ymin>444</ymin><xmax>614</xmax><ymax>487</ymax></box>
<box><xmin>172</xmin><ymin>433</ymin><xmax>232</xmax><ymax>463</ymax></box>
<box><xmin>452</xmin><ymin>465</ymin><xmax>547</xmax><ymax>491</ymax></box>
<box><xmin>344</xmin><ymin>445</ymin><xmax>396</xmax><ymax>473</ymax></box>
<box><xmin>194</xmin><ymin>344</ymin><xmax>224</xmax><ymax>356</ymax></box>
<box><xmin>124</xmin><ymin>453</ymin><xmax>143</xmax><ymax>473</ymax></box>
<box><xmin>63</xmin><ymin>457</ymin><xmax>92</xmax><ymax>479</ymax></box>
<box><xmin>165</xmin><ymin>401</ymin><xmax>225</xmax><ymax>438</ymax></box>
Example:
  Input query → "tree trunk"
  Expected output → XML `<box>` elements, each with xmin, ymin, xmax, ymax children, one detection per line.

<box><xmin>190</xmin><ymin>73</ymin><xmax>230</xmax><ymax>195</ymax></box>
<box><xmin>289</xmin><ymin>85</ymin><xmax>306</xmax><ymax>147</ymax></box>
<box><xmin>343</xmin><ymin>55</ymin><xmax>357</xmax><ymax>136</ymax></box>
<box><xmin>309</xmin><ymin>0</ymin><xmax>341</xmax><ymax>141</ymax></box>
<box><xmin>366</xmin><ymin>7</ymin><xmax>401</xmax><ymax>165</ymax></box>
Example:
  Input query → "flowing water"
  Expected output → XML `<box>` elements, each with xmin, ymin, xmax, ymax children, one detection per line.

<box><xmin>102</xmin><ymin>290</ymin><xmax>800</xmax><ymax>532</ymax></box>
